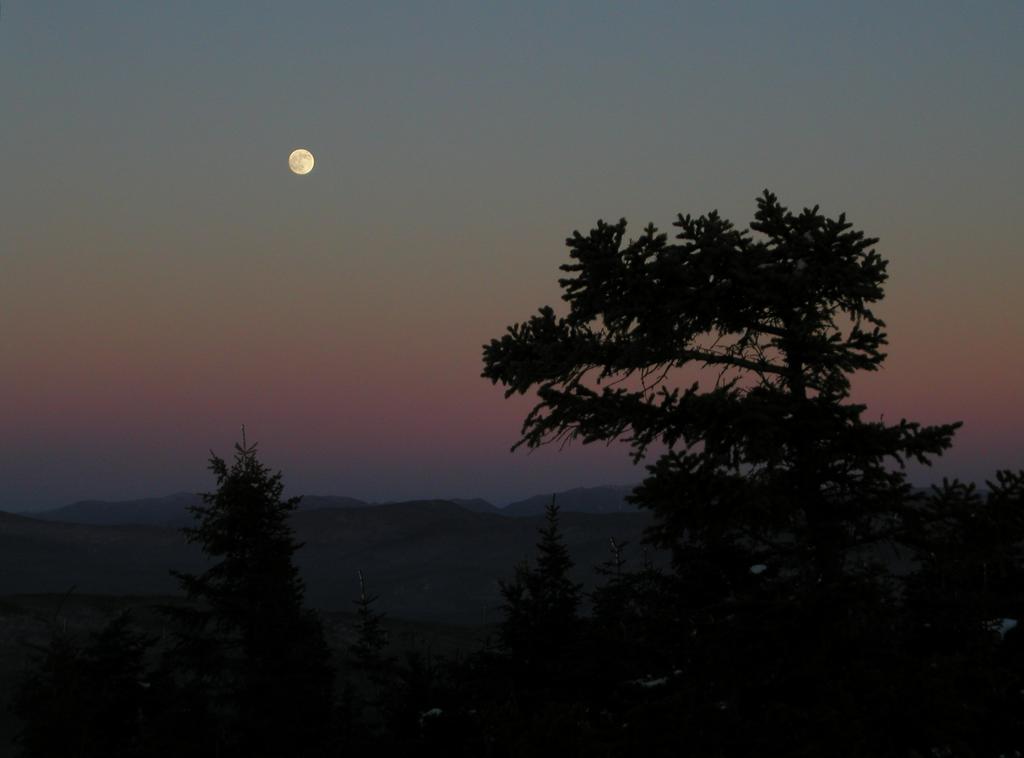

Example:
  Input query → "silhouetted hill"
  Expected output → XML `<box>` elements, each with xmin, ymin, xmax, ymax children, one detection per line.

<box><xmin>0</xmin><ymin>509</ymin><xmax>204</xmax><ymax>597</ymax></box>
<box><xmin>0</xmin><ymin>503</ymin><xmax>657</xmax><ymax>625</ymax></box>
<box><xmin>27</xmin><ymin>492</ymin><xmax>203</xmax><ymax>528</ymax></box>
<box><xmin>23</xmin><ymin>484</ymin><xmax>645</xmax><ymax>527</ymax></box>
<box><xmin>24</xmin><ymin>492</ymin><xmax>496</xmax><ymax>526</ymax></box>
<box><xmin>447</xmin><ymin>497</ymin><xmax>500</xmax><ymax>513</ymax></box>
<box><xmin>502</xmin><ymin>484</ymin><xmax>639</xmax><ymax>516</ymax></box>
<box><xmin>291</xmin><ymin>494</ymin><xmax>370</xmax><ymax>511</ymax></box>
<box><xmin>26</xmin><ymin>493</ymin><xmax>371</xmax><ymax>527</ymax></box>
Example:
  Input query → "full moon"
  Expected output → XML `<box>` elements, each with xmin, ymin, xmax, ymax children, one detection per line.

<box><xmin>288</xmin><ymin>148</ymin><xmax>315</xmax><ymax>175</ymax></box>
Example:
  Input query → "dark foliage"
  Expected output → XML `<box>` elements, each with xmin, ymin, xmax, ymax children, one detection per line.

<box><xmin>160</xmin><ymin>439</ymin><xmax>335</xmax><ymax>758</ymax></box>
<box><xmin>12</xmin><ymin>611</ymin><xmax>154</xmax><ymax>758</ymax></box>
<box><xmin>589</xmin><ymin>540</ymin><xmax>683</xmax><ymax>681</ymax></box>
<box><xmin>499</xmin><ymin>498</ymin><xmax>583</xmax><ymax>674</ymax></box>
<box><xmin>349</xmin><ymin>569</ymin><xmax>390</xmax><ymax>674</ymax></box>
<box><xmin>482</xmin><ymin>192</ymin><xmax>1021</xmax><ymax>754</ymax></box>
<box><xmin>898</xmin><ymin>473</ymin><xmax>1024</xmax><ymax>751</ymax></box>
<box><xmin>9</xmin><ymin>193</ymin><xmax>1024</xmax><ymax>757</ymax></box>
<box><xmin>483</xmin><ymin>190</ymin><xmax>959</xmax><ymax>578</ymax></box>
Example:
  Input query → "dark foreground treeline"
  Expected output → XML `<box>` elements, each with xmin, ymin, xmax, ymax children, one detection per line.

<box><xmin>8</xmin><ymin>442</ymin><xmax>1024</xmax><ymax>757</ymax></box>
<box><xmin>11</xmin><ymin>193</ymin><xmax>1024</xmax><ymax>756</ymax></box>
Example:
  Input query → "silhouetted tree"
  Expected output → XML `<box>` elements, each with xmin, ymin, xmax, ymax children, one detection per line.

<box><xmin>499</xmin><ymin>498</ymin><xmax>582</xmax><ymax>676</ymax></box>
<box><xmin>483</xmin><ymin>191</ymin><xmax>967</xmax><ymax>754</ymax></box>
<box><xmin>484</xmin><ymin>190</ymin><xmax>958</xmax><ymax>580</ymax></box>
<box><xmin>589</xmin><ymin>539</ymin><xmax>681</xmax><ymax>683</ymax></box>
<box><xmin>344</xmin><ymin>576</ymin><xmax>484</xmax><ymax>754</ymax></box>
<box><xmin>163</xmin><ymin>438</ymin><xmax>334</xmax><ymax>758</ymax></box>
<box><xmin>13</xmin><ymin>611</ymin><xmax>154</xmax><ymax>758</ymax></box>
<box><xmin>349</xmin><ymin>570</ymin><xmax>390</xmax><ymax>674</ymax></box>
<box><xmin>907</xmin><ymin>473</ymin><xmax>1024</xmax><ymax>635</ymax></box>
<box><xmin>899</xmin><ymin>472</ymin><xmax>1024</xmax><ymax>751</ymax></box>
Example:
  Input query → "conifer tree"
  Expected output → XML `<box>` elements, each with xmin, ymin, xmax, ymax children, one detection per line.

<box><xmin>164</xmin><ymin>437</ymin><xmax>334</xmax><ymax>758</ymax></box>
<box><xmin>898</xmin><ymin>471</ymin><xmax>1024</xmax><ymax>751</ymax></box>
<box><xmin>482</xmin><ymin>192</ymin><xmax>966</xmax><ymax>752</ymax></box>
<box><xmin>350</xmin><ymin>569</ymin><xmax>389</xmax><ymax>674</ymax></box>
<box><xmin>13</xmin><ymin>611</ymin><xmax>154</xmax><ymax>758</ymax></box>
<box><xmin>589</xmin><ymin>538</ymin><xmax>679</xmax><ymax>680</ymax></box>
<box><xmin>483</xmin><ymin>191</ymin><xmax>959</xmax><ymax>586</ymax></box>
<box><xmin>499</xmin><ymin>498</ymin><xmax>582</xmax><ymax>672</ymax></box>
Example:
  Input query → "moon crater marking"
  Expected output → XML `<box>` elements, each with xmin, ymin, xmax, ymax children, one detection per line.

<box><xmin>289</xmin><ymin>148</ymin><xmax>315</xmax><ymax>175</ymax></box>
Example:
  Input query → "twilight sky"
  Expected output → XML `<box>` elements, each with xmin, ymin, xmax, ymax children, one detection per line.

<box><xmin>2</xmin><ymin>1</ymin><xmax>1021</xmax><ymax>511</ymax></box>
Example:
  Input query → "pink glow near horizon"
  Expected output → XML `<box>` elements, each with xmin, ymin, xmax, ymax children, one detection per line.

<box><xmin>2</xmin><ymin>4</ymin><xmax>1021</xmax><ymax>510</ymax></box>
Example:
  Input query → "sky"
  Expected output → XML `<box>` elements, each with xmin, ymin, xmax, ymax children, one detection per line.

<box><xmin>2</xmin><ymin>1</ymin><xmax>1021</xmax><ymax>511</ymax></box>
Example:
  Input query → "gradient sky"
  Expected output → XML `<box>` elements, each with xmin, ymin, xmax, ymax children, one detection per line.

<box><xmin>2</xmin><ymin>1</ymin><xmax>1021</xmax><ymax>511</ymax></box>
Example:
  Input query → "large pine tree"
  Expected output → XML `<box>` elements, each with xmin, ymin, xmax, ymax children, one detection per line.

<box><xmin>482</xmin><ymin>192</ymin><xmax>976</xmax><ymax>753</ymax></box>
<box><xmin>483</xmin><ymin>191</ymin><xmax>959</xmax><ymax>584</ymax></box>
<box><xmin>164</xmin><ymin>438</ymin><xmax>334</xmax><ymax>758</ymax></box>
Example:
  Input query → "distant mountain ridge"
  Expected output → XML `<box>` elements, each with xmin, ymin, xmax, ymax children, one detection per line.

<box><xmin>28</xmin><ymin>492</ymin><xmax>203</xmax><ymax>528</ymax></box>
<box><xmin>24</xmin><ymin>493</ymin><xmax>382</xmax><ymax>527</ymax></box>
<box><xmin>503</xmin><ymin>484</ymin><xmax>639</xmax><ymax>516</ymax></box>
<box><xmin>5</xmin><ymin>484</ymin><xmax>968</xmax><ymax>624</ymax></box>
<box><xmin>0</xmin><ymin>501</ymin><xmax>657</xmax><ymax>624</ymax></box>
<box><xmin>23</xmin><ymin>485</ymin><xmax>640</xmax><ymax>527</ymax></box>
<box><xmin>27</xmin><ymin>483</ymin><xmax>977</xmax><ymax>529</ymax></box>
<box><xmin>448</xmin><ymin>498</ymin><xmax>502</xmax><ymax>514</ymax></box>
